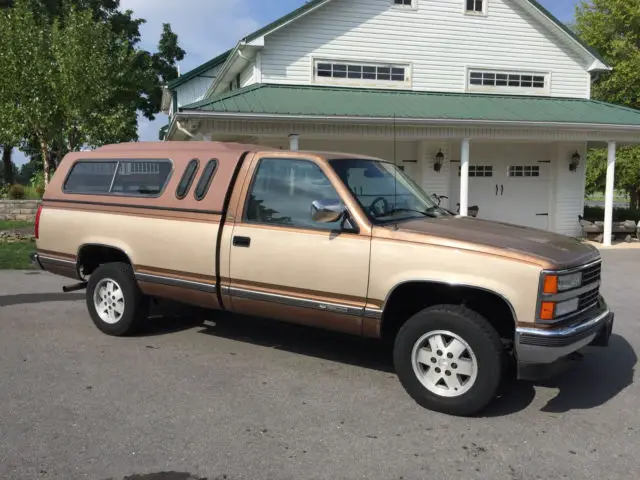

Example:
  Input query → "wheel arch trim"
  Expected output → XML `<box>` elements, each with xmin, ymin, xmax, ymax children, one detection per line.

<box><xmin>76</xmin><ymin>243</ymin><xmax>135</xmax><ymax>276</ymax></box>
<box><xmin>380</xmin><ymin>279</ymin><xmax>518</xmax><ymax>326</ymax></box>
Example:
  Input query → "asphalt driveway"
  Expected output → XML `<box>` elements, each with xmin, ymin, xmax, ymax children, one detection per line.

<box><xmin>0</xmin><ymin>250</ymin><xmax>638</xmax><ymax>480</ymax></box>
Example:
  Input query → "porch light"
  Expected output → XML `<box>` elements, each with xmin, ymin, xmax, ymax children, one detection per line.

<box><xmin>434</xmin><ymin>149</ymin><xmax>445</xmax><ymax>172</ymax></box>
<box><xmin>569</xmin><ymin>151</ymin><xmax>581</xmax><ymax>171</ymax></box>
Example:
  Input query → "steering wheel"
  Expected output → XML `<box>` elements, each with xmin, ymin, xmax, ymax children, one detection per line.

<box><xmin>368</xmin><ymin>196</ymin><xmax>389</xmax><ymax>217</ymax></box>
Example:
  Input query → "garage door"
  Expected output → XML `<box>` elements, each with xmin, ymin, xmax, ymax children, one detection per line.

<box><xmin>450</xmin><ymin>160</ymin><xmax>550</xmax><ymax>230</ymax></box>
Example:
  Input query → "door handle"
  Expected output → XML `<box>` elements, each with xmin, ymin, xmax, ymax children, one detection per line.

<box><xmin>501</xmin><ymin>184</ymin><xmax>504</xmax><ymax>196</ymax></box>
<box><xmin>233</xmin><ymin>236</ymin><xmax>251</xmax><ymax>248</ymax></box>
<box><xmin>496</xmin><ymin>184</ymin><xmax>499</xmax><ymax>196</ymax></box>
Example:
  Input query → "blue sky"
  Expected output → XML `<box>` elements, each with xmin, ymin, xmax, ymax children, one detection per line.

<box><xmin>13</xmin><ymin>0</ymin><xmax>580</xmax><ymax>166</ymax></box>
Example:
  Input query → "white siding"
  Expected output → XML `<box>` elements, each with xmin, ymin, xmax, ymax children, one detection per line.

<box><xmin>420</xmin><ymin>141</ymin><xmax>452</xmax><ymax>209</ymax></box>
<box><xmin>176</xmin><ymin>65</ymin><xmax>222</xmax><ymax>107</ymax></box>
<box><xmin>550</xmin><ymin>142</ymin><xmax>588</xmax><ymax>237</ymax></box>
<box><xmin>299</xmin><ymin>138</ymin><xmax>418</xmax><ymax>163</ymax></box>
<box><xmin>240</xmin><ymin>62</ymin><xmax>256</xmax><ymax>88</ymax></box>
<box><xmin>261</xmin><ymin>0</ymin><xmax>591</xmax><ymax>98</ymax></box>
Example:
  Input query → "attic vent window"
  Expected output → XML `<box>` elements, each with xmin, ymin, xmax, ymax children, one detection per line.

<box><xmin>393</xmin><ymin>0</ymin><xmax>415</xmax><ymax>7</ymax></box>
<box><xmin>465</xmin><ymin>0</ymin><xmax>486</xmax><ymax>14</ymax></box>
<box><xmin>468</xmin><ymin>70</ymin><xmax>549</xmax><ymax>94</ymax></box>
<box><xmin>314</xmin><ymin>60</ymin><xmax>409</xmax><ymax>86</ymax></box>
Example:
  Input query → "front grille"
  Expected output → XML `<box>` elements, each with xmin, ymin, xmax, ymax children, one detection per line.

<box><xmin>578</xmin><ymin>288</ymin><xmax>600</xmax><ymax>311</ymax></box>
<box><xmin>581</xmin><ymin>262</ymin><xmax>602</xmax><ymax>285</ymax></box>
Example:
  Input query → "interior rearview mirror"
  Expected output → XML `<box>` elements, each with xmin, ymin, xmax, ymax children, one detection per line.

<box><xmin>311</xmin><ymin>199</ymin><xmax>345</xmax><ymax>223</ymax></box>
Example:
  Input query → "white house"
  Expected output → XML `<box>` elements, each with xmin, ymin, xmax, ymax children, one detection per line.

<box><xmin>160</xmin><ymin>0</ymin><xmax>640</xmax><ymax>244</ymax></box>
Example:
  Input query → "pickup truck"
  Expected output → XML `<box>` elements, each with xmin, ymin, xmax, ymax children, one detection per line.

<box><xmin>32</xmin><ymin>141</ymin><xmax>615</xmax><ymax>416</ymax></box>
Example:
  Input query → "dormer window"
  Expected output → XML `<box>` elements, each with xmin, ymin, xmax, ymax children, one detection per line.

<box><xmin>465</xmin><ymin>0</ymin><xmax>486</xmax><ymax>14</ymax></box>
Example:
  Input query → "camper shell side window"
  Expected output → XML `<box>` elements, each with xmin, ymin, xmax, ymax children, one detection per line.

<box><xmin>63</xmin><ymin>159</ymin><xmax>173</xmax><ymax>197</ymax></box>
<box><xmin>194</xmin><ymin>159</ymin><xmax>219</xmax><ymax>201</ymax></box>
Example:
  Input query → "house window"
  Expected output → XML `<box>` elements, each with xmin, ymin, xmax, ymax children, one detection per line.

<box><xmin>458</xmin><ymin>165</ymin><xmax>493</xmax><ymax>177</ymax></box>
<box><xmin>315</xmin><ymin>60</ymin><xmax>408</xmax><ymax>85</ymax></box>
<box><xmin>468</xmin><ymin>70</ymin><xmax>549</xmax><ymax>93</ymax></box>
<box><xmin>393</xmin><ymin>0</ymin><xmax>415</xmax><ymax>7</ymax></box>
<box><xmin>466</xmin><ymin>0</ymin><xmax>485</xmax><ymax>13</ymax></box>
<box><xmin>508</xmin><ymin>165</ymin><xmax>540</xmax><ymax>177</ymax></box>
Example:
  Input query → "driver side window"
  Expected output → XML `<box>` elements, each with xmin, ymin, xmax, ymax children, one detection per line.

<box><xmin>244</xmin><ymin>157</ymin><xmax>344</xmax><ymax>231</ymax></box>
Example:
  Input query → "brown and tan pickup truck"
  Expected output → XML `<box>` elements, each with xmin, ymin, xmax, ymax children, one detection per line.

<box><xmin>32</xmin><ymin>141</ymin><xmax>614</xmax><ymax>416</ymax></box>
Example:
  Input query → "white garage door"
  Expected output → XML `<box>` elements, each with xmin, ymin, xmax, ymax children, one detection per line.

<box><xmin>450</xmin><ymin>160</ymin><xmax>550</xmax><ymax>230</ymax></box>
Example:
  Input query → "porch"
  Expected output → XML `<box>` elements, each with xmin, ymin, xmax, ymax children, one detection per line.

<box><xmin>164</xmin><ymin>84</ymin><xmax>640</xmax><ymax>244</ymax></box>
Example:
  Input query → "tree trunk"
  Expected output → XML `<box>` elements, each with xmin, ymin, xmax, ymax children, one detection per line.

<box><xmin>630</xmin><ymin>188</ymin><xmax>639</xmax><ymax>211</ymax></box>
<box><xmin>41</xmin><ymin>140</ymin><xmax>50</xmax><ymax>185</ymax></box>
<box><xmin>1</xmin><ymin>145</ymin><xmax>14</xmax><ymax>185</ymax></box>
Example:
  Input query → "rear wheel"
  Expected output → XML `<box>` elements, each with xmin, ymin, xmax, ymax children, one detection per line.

<box><xmin>86</xmin><ymin>262</ymin><xmax>148</xmax><ymax>336</ymax></box>
<box><xmin>393</xmin><ymin>305</ymin><xmax>504</xmax><ymax>416</ymax></box>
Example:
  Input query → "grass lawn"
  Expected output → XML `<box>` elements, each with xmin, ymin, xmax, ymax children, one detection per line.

<box><xmin>0</xmin><ymin>219</ymin><xmax>34</xmax><ymax>231</ymax></box>
<box><xmin>0</xmin><ymin>239</ymin><xmax>36</xmax><ymax>269</ymax></box>
<box><xmin>0</xmin><ymin>220</ymin><xmax>36</xmax><ymax>269</ymax></box>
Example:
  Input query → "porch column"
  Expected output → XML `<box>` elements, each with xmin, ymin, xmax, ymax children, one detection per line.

<box><xmin>459</xmin><ymin>138</ymin><xmax>470</xmax><ymax>216</ymax></box>
<box><xmin>603</xmin><ymin>141</ymin><xmax>617</xmax><ymax>246</ymax></box>
<box><xmin>289</xmin><ymin>134</ymin><xmax>300</xmax><ymax>151</ymax></box>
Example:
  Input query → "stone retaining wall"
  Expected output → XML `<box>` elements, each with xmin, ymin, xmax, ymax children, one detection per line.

<box><xmin>0</xmin><ymin>200</ymin><xmax>41</xmax><ymax>221</ymax></box>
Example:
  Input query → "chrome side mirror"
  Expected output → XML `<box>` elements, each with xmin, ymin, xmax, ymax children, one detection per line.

<box><xmin>311</xmin><ymin>199</ymin><xmax>345</xmax><ymax>223</ymax></box>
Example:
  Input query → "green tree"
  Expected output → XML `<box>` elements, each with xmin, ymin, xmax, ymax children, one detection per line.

<box><xmin>575</xmin><ymin>0</ymin><xmax>640</xmax><ymax>209</ymax></box>
<box><xmin>0</xmin><ymin>0</ymin><xmax>185</xmax><ymax>183</ymax></box>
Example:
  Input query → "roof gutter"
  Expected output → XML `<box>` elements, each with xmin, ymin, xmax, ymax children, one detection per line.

<box><xmin>175</xmin><ymin>110</ymin><xmax>640</xmax><ymax>132</ymax></box>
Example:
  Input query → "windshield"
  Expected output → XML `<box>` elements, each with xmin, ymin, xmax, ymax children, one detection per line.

<box><xmin>329</xmin><ymin>158</ymin><xmax>451</xmax><ymax>224</ymax></box>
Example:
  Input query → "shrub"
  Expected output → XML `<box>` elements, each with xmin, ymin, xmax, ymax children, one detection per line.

<box><xmin>583</xmin><ymin>205</ymin><xmax>640</xmax><ymax>223</ymax></box>
<box><xmin>8</xmin><ymin>184</ymin><xmax>26</xmax><ymax>200</ymax></box>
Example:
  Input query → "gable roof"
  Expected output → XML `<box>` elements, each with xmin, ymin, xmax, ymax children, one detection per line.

<box><xmin>180</xmin><ymin>83</ymin><xmax>640</xmax><ymax>128</ymax></box>
<box><xmin>167</xmin><ymin>49</ymin><xmax>232</xmax><ymax>90</ymax></box>
<box><xmin>171</xmin><ymin>0</ymin><xmax>610</xmax><ymax>94</ymax></box>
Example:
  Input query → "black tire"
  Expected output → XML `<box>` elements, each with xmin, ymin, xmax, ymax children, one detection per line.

<box><xmin>393</xmin><ymin>305</ymin><xmax>504</xmax><ymax>416</ymax></box>
<box><xmin>85</xmin><ymin>262</ymin><xmax>148</xmax><ymax>336</ymax></box>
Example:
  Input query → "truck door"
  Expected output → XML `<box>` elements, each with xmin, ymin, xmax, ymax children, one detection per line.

<box><xmin>226</xmin><ymin>154</ymin><xmax>372</xmax><ymax>336</ymax></box>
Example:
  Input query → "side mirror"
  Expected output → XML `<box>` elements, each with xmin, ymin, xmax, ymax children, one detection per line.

<box><xmin>311</xmin><ymin>199</ymin><xmax>346</xmax><ymax>223</ymax></box>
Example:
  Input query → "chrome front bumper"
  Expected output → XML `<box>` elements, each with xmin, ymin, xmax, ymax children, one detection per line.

<box><xmin>515</xmin><ymin>298</ymin><xmax>614</xmax><ymax>366</ymax></box>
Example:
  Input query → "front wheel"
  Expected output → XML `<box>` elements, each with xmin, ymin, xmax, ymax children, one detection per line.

<box><xmin>393</xmin><ymin>305</ymin><xmax>504</xmax><ymax>416</ymax></box>
<box><xmin>86</xmin><ymin>262</ymin><xmax>148</xmax><ymax>336</ymax></box>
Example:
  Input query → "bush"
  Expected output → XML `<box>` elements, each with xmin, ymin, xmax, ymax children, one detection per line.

<box><xmin>583</xmin><ymin>205</ymin><xmax>640</xmax><ymax>222</ymax></box>
<box><xmin>8</xmin><ymin>184</ymin><xmax>26</xmax><ymax>200</ymax></box>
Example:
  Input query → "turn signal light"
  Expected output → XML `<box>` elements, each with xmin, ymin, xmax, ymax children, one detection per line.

<box><xmin>543</xmin><ymin>275</ymin><xmax>558</xmax><ymax>294</ymax></box>
<box><xmin>540</xmin><ymin>302</ymin><xmax>555</xmax><ymax>320</ymax></box>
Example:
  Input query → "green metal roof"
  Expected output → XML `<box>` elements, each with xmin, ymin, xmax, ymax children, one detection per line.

<box><xmin>167</xmin><ymin>49</ymin><xmax>232</xmax><ymax>90</ymax></box>
<box><xmin>181</xmin><ymin>84</ymin><xmax>640</xmax><ymax>127</ymax></box>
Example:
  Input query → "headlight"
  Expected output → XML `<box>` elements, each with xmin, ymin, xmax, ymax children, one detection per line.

<box><xmin>542</xmin><ymin>272</ymin><xmax>583</xmax><ymax>294</ymax></box>
<box><xmin>555</xmin><ymin>298</ymin><xmax>580</xmax><ymax>317</ymax></box>
<box><xmin>558</xmin><ymin>272</ymin><xmax>582</xmax><ymax>291</ymax></box>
